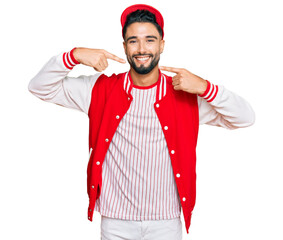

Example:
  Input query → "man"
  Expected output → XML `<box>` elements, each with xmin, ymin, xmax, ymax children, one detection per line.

<box><xmin>28</xmin><ymin>4</ymin><xmax>255</xmax><ymax>239</ymax></box>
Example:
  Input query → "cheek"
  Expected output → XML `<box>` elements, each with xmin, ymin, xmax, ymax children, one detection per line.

<box><xmin>151</xmin><ymin>44</ymin><xmax>162</xmax><ymax>53</ymax></box>
<box><xmin>125</xmin><ymin>46</ymin><xmax>136</xmax><ymax>56</ymax></box>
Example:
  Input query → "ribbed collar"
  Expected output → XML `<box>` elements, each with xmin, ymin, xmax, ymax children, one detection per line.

<box><xmin>123</xmin><ymin>69</ymin><xmax>167</xmax><ymax>102</ymax></box>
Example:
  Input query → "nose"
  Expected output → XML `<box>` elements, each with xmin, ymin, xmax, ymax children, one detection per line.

<box><xmin>137</xmin><ymin>41</ymin><xmax>146</xmax><ymax>54</ymax></box>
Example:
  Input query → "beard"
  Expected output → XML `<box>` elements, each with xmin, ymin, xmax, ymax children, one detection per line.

<box><xmin>127</xmin><ymin>53</ymin><xmax>160</xmax><ymax>75</ymax></box>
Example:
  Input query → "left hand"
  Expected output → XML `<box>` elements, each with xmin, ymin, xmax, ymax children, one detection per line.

<box><xmin>159</xmin><ymin>66</ymin><xmax>207</xmax><ymax>95</ymax></box>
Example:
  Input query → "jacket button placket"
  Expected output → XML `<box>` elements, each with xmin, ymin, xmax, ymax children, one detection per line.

<box><xmin>89</xmin><ymin>185</ymin><xmax>95</xmax><ymax>213</ymax></box>
<box><xmin>170</xmin><ymin>149</ymin><xmax>186</xmax><ymax>203</ymax></box>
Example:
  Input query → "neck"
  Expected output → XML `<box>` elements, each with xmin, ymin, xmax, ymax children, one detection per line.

<box><xmin>130</xmin><ymin>65</ymin><xmax>159</xmax><ymax>87</ymax></box>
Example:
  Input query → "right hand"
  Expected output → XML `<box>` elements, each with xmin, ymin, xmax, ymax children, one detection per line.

<box><xmin>73</xmin><ymin>47</ymin><xmax>126</xmax><ymax>72</ymax></box>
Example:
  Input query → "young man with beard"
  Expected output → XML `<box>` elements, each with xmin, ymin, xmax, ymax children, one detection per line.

<box><xmin>28</xmin><ymin>4</ymin><xmax>255</xmax><ymax>239</ymax></box>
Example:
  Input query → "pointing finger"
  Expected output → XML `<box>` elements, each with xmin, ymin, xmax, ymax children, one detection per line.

<box><xmin>159</xmin><ymin>66</ymin><xmax>182</xmax><ymax>74</ymax></box>
<box><xmin>104</xmin><ymin>51</ymin><xmax>126</xmax><ymax>64</ymax></box>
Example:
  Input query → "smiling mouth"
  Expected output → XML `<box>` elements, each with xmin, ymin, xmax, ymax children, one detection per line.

<box><xmin>134</xmin><ymin>55</ymin><xmax>151</xmax><ymax>64</ymax></box>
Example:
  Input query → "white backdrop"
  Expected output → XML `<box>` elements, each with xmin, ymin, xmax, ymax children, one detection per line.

<box><xmin>1</xmin><ymin>0</ymin><xmax>282</xmax><ymax>239</ymax></box>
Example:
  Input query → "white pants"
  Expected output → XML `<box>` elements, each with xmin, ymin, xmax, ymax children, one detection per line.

<box><xmin>100</xmin><ymin>215</ymin><xmax>182</xmax><ymax>240</ymax></box>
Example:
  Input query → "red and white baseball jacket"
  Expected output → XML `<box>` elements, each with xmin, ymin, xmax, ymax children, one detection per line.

<box><xmin>28</xmin><ymin>48</ymin><xmax>255</xmax><ymax>234</ymax></box>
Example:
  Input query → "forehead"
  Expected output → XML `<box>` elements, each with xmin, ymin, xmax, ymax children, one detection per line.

<box><xmin>125</xmin><ymin>22</ymin><xmax>160</xmax><ymax>39</ymax></box>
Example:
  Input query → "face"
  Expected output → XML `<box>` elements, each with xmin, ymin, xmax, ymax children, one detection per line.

<box><xmin>123</xmin><ymin>22</ymin><xmax>165</xmax><ymax>74</ymax></box>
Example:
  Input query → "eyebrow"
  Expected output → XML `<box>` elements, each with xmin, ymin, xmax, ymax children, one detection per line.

<box><xmin>126</xmin><ymin>35</ymin><xmax>158</xmax><ymax>42</ymax></box>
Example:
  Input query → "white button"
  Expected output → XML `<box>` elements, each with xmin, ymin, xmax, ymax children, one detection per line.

<box><xmin>182</xmin><ymin>197</ymin><xmax>186</xmax><ymax>201</ymax></box>
<box><xmin>156</xmin><ymin>103</ymin><xmax>160</xmax><ymax>108</ymax></box>
<box><xmin>105</xmin><ymin>138</ymin><xmax>109</xmax><ymax>142</ymax></box>
<box><xmin>171</xmin><ymin>150</ymin><xmax>175</xmax><ymax>154</ymax></box>
<box><xmin>176</xmin><ymin>173</ymin><xmax>180</xmax><ymax>178</ymax></box>
<box><xmin>88</xmin><ymin>216</ymin><xmax>90</xmax><ymax>219</ymax></box>
<box><xmin>91</xmin><ymin>185</ymin><xmax>95</xmax><ymax>189</ymax></box>
<box><xmin>96</xmin><ymin>161</ymin><xmax>100</xmax><ymax>165</ymax></box>
<box><xmin>116</xmin><ymin>115</ymin><xmax>120</xmax><ymax>119</ymax></box>
<box><xmin>164</xmin><ymin>126</ymin><xmax>168</xmax><ymax>130</ymax></box>
<box><xmin>128</xmin><ymin>97</ymin><xmax>131</xmax><ymax>101</ymax></box>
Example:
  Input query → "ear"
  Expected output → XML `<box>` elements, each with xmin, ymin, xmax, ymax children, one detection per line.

<box><xmin>160</xmin><ymin>39</ymin><xmax>165</xmax><ymax>54</ymax></box>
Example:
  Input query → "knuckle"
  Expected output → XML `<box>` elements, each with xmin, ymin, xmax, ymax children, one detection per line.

<box><xmin>94</xmin><ymin>60</ymin><xmax>99</xmax><ymax>66</ymax></box>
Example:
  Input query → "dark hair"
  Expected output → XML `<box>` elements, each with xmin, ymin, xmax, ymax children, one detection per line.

<box><xmin>123</xmin><ymin>10</ymin><xmax>163</xmax><ymax>39</ymax></box>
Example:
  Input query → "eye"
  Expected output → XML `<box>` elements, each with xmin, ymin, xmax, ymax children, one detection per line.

<box><xmin>129</xmin><ymin>40</ymin><xmax>137</xmax><ymax>44</ymax></box>
<box><xmin>147</xmin><ymin>39</ymin><xmax>155</xmax><ymax>42</ymax></box>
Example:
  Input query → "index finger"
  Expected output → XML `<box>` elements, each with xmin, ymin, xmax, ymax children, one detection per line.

<box><xmin>104</xmin><ymin>51</ymin><xmax>126</xmax><ymax>64</ymax></box>
<box><xmin>159</xmin><ymin>66</ymin><xmax>182</xmax><ymax>74</ymax></box>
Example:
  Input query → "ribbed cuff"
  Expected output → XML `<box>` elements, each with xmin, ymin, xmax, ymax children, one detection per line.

<box><xmin>198</xmin><ymin>80</ymin><xmax>218</xmax><ymax>102</ymax></box>
<box><xmin>62</xmin><ymin>47</ymin><xmax>80</xmax><ymax>70</ymax></box>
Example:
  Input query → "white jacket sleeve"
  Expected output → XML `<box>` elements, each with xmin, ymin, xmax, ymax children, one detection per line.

<box><xmin>198</xmin><ymin>80</ymin><xmax>255</xmax><ymax>129</ymax></box>
<box><xmin>28</xmin><ymin>48</ymin><xmax>102</xmax><ymax>115</ymax></box>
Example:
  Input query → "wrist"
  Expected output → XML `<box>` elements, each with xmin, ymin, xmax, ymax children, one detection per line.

<box><xmin>70</xmin><ymin>47</ymin><xmax>81</xmax><ymax>64</ymax></box>
<box><xmin>198</xmin><ymin>79</ymin><xmax>208</xmax><ymax>95</ymax></box>
<box><xmin>198</xmin><ymin>80</ymin><xmax>210</xmax><ymax>97</ymax></box>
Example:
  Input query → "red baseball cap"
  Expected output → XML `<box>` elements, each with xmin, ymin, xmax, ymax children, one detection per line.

<box><xmin>121</xmin><ymin>4</ymin><xmax>164</xmax><ymax>39</ymax></box>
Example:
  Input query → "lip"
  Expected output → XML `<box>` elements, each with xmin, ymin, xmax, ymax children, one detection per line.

<box><xmin>134</xmin><ymin>55</ymin><xmax>151</xmax><ymax>64</ymax></box>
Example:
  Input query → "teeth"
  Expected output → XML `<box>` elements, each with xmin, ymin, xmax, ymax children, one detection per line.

<box><xmin>136</xmin><ymin>56</ymin><xmax>149</xmax><ymax>61</ymax></box>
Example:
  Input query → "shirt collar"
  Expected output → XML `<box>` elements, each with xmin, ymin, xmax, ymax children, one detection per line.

<box><xmin>123</xmin><ymin>69</ymin><xmax>167</xmax><ymax>101</ymax></box>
